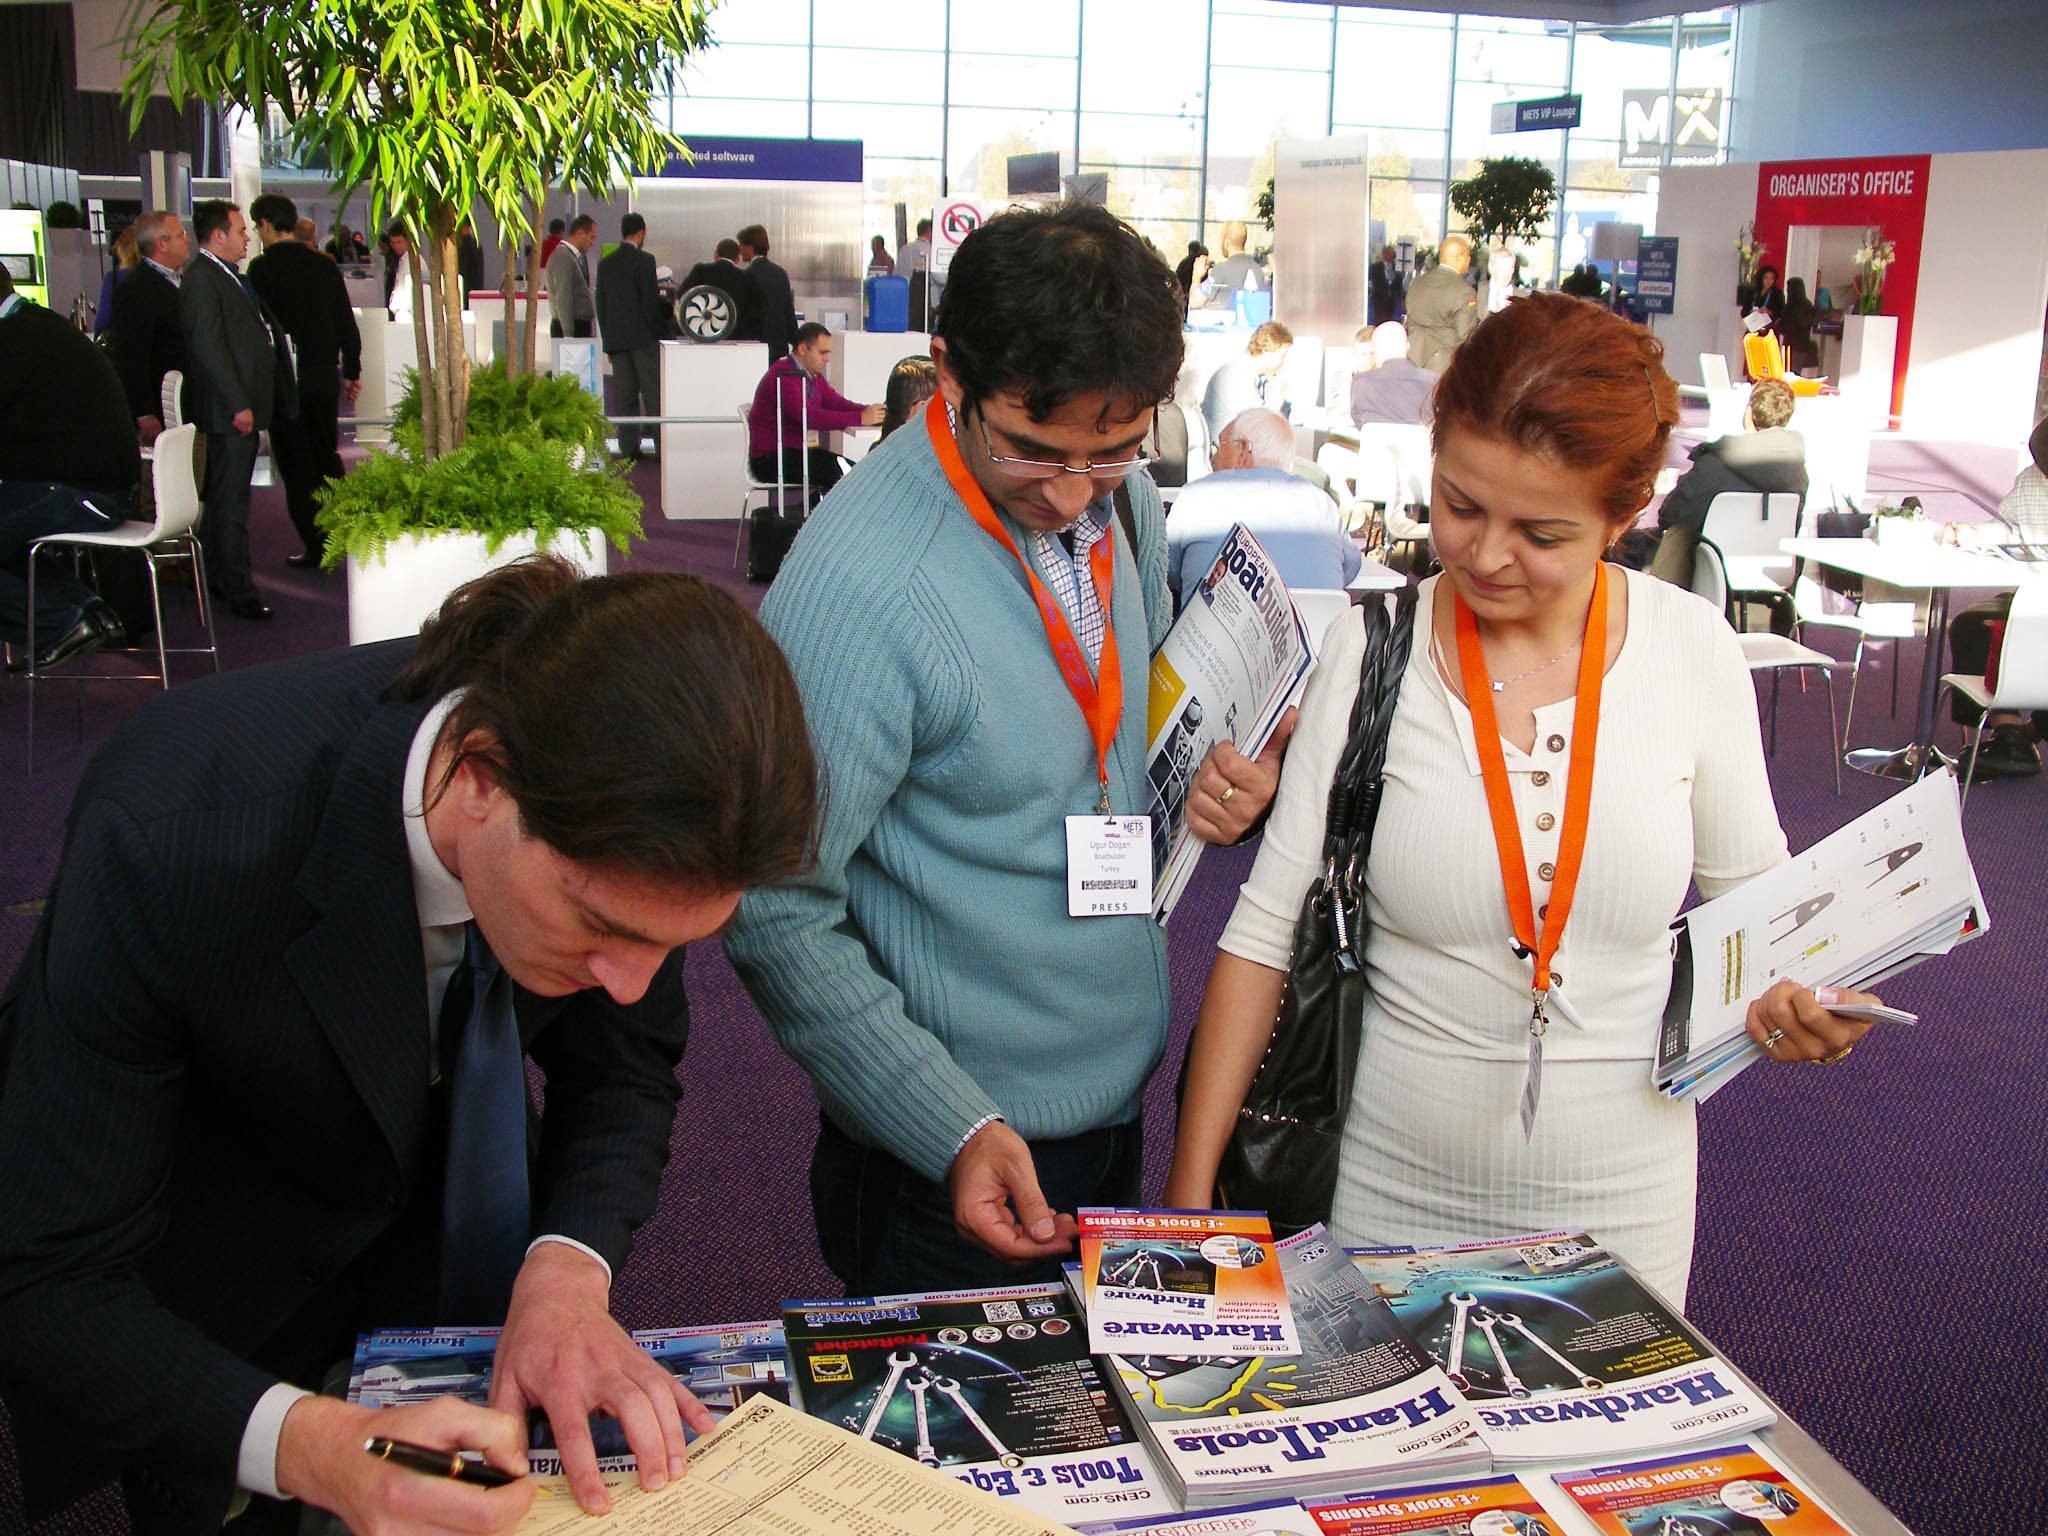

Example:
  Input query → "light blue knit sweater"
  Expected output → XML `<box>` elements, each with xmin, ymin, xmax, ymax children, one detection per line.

<box><xmin>724</xmin><ymin>418</ymin><xmax>1175</xmax><ymax>1183</ymax></box>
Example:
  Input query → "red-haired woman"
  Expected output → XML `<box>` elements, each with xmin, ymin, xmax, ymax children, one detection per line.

<box><xmin>1165</xmin><ymin>293</ymin><xmax>1882</xmax><ymax>1304</ymax></box>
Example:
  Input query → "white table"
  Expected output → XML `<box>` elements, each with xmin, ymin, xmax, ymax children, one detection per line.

<box><xmin>1782</xmin><ymin>536</ymin><xmax>2042</xmax><ymax>778</ymax></box>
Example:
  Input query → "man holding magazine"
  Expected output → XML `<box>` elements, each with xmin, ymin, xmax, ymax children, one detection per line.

<box><xmin>726</xmin><ymin>201</ymin><xmax>1293</xmax><ymax>1295</ymax></box>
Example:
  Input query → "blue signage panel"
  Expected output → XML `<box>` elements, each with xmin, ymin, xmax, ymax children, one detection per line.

<box><xmin>1637</xmin><ymin>236</ymin><xmax>1678</xmax><ymax>315</ymax></box>
<box><xmin>654</xmin><ymin>136</ymin><xmax>864</xmax><ymax>184</ymax></box>
<box><xmin>1490</xmin><ymin>94</ymin><xmax>1583</xmax><ymax>134</ymax></box>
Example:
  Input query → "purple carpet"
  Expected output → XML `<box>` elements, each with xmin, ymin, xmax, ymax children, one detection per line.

<box><xmin>1</xmin><ymin>433</ymin><xmax>2041</xmax><ymax>1536</ymax></box>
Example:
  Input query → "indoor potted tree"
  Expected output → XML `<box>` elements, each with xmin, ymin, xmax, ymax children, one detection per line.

<box><xmin>1448</xmin><ymin>155</ymin><xmax>1557</xmax><ymax>280</ymax></box>
<box><xmin>121</xmin><ymin>0</ymin><xmax>713</xmax><ymax>638</ymax></box>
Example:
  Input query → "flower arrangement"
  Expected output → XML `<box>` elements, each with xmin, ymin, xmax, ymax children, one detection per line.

<box><xmin>1852</xmin><ymin>226</ymin><xmax>1897</xmax><ymax>315</ymax></box>
<box><xmin>1734</xmin><ymin>221</ymin><xmax>1767</xmax><ymax>288</ymax></box>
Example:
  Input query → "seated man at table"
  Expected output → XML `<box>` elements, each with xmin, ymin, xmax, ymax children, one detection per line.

<box><xmin>1201</xmin><ymin>321</ymin><xmax>1291</xmax><ymax>440</ymax></box>
<box><xmin>1166</xmin><ymin>407</ymin><xmax>1360</xmax><ymax>608</ymax></box>
<box><xmin>0</xmin><ymin>266</ymin><xmax>133</xmax><ymax>670</ymax></box>
<box><xmin>1349</xmin><ymin>321</ymin><xmax>1436</xmax><ymax>427</ymax></box>
<box><xmin>1648</xmin><ymin>377</ymin><xmax>1808</xmax><ymax>602</ymax></box>
<box><xmin>1941</xmin><ymin>415</ymin><xmax>2048</xmax><ymax>779</ymax></box>
<box><xmin>746</xmin><ymin>322</ymin><xmax>884</xmax><ymax>499</ymax></box>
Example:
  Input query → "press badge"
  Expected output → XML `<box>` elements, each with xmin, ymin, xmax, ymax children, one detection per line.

<box><xmin>1066</xmin><ymin>814</ymin><xmax>1154</xmax><ymax>917</ymax></box>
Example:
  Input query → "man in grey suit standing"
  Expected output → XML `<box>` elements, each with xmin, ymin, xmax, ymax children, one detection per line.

<box><xmin>1404</xmin><ymin>234</ymin><xmax>1479</xmax><ymax>374</ymax></box>
<box><xmin>180</xmin><ymin>199</ymin><xmax>296</xmax><ymax>621</ymax></box>
<box><xmin>596</xmin><ymin>213</ymin><xmax>666</xmax><ymax>460</ymax></box>
<box><xmin>546</xmin><ymin>214</ymin><xmax>597</xmax><ymax>339</ymax></box>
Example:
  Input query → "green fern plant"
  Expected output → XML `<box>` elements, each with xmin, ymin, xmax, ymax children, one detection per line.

<box><xmin>315</xmin><ymin>429</ymin><xmax>642</xmax><ymax>570</ymax></box>
<box><xmin>389</xmin><ymin>360</ymin><xmax>614</xmax><ymax>460</ymax></box>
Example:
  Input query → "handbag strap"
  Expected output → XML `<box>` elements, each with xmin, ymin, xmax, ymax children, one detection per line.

<box><xmin>1320</xmin><ymin>586</ymin><xmax>1419</xmax><ymax>863</ymax></box>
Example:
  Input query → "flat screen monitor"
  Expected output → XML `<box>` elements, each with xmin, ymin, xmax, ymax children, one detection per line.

<box><xmin>1007</xmin><ymin>152</ymin><xmax>1061</xmax><ymax>196</ymax></box>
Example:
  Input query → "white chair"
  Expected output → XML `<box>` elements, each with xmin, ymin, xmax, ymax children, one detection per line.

<box><xmin>1791</xmin><ymin>573</ymin><xmax>1915</xmax><ymax>741</ymax></box>
<box><xmin>1291</xmin><ymin>589</ymin><xmax>1355</xmax><ymax>661</ymax></box>
<box><xmin>1178</xmin><ymin>399</ymin><xmax>1213</xmax><ymax>485</ymax></box>
<box><xmin>732</xmin><ymin>388</ymin><xmax>811</xmax><ymax>570</ymax></box>
<box><xmin>1698</xmin><ymin>352</ymin><xmax>1749</xmax><ymax>441</ymax></box>
<box><xmin>1693</xmin><ymin>539</ymin><xmax>1842</xmax><ymax>796</ymax></box>
<box><xmin>160</xmin><ymin>367</ymin><xmax>186</xmax><ymax>429</ymax></box>
<box><xmin>1700</xmin><ymin>491</ymin><xmax>1802</xmax><ymax>629</ymax></box>
<box><xmin>25</xmin><ymin>424</ymin><xmax>219</xmax><ymax>771</ymax></box>
<box><xmin>1352</xmin><ymin>422</ymin><xmax>1433</xmax><ymax>571</ymax></box>
<box><xmin>1935</xmin><ymin>578</ymin><xmax>2048</xmax><ymax>809</ymax></box>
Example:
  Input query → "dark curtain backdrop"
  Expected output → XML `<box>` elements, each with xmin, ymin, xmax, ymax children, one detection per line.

<box><xmin>0</xmin><ymin>4</ymin><xmax>221</xmax><ymax>177</ymax></box>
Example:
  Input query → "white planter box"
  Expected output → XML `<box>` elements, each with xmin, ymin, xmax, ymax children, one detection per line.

<box><xmin>346</xmin><ymin>528</ymin><xmax>609</xmax><ymax>646</ymax></box>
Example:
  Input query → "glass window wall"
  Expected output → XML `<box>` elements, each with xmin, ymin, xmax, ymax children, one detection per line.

<box><xmin>653</xmin><ymin>2</ymin><xmax>1737</xmax><ymax>285</ymax></box>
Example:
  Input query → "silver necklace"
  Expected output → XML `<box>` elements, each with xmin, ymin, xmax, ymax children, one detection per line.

<box><xmin>1487</xmin><ymin>641</ymin><xmax>1580</xmax><ymax>693</ymax></box>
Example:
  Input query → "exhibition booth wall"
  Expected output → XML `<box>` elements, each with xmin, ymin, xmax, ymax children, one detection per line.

<box><xmin>1655</xmin><ymin>149</ymin><xmax>2048</xmax><ymax>452</ymax></box>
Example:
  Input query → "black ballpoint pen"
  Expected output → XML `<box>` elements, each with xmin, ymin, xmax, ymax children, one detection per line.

<box><xmin>364</xmin><ymin>1436</ymin><xmax>522</xmax><ymax>1488</ymax></box>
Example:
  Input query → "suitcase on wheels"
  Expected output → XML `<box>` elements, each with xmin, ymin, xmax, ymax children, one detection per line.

<box><xmin>746</xmin><ymin>489</ymin><xmax>808</xmax><ymax>584</ymax></box>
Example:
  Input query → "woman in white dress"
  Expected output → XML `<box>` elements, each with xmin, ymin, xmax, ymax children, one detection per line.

<box><xmin>1164</xmin><ymin>292</ymin><xmax>1882</xmax><ymax>1306</ymax></box>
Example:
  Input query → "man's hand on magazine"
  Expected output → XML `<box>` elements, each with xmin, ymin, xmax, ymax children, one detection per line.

<box><xmin>490</xmin><ymin>1242</ymin><xmax>713</xmax><ymax>1515</ymax></box>
<box><xmin>1186</xmin><ymin>707</ymin><xmax>1297</xmax><ymax>846</ymax></box>
<box><xmin>1744</xmin><ymin>981</ymin><xmax>1879</xmax><ymax>1065</ymax></box>
<box><xmin>949</xmin><ymin>1120</ymin><xmax>1078</xmax><ymax>1265</ymax></box>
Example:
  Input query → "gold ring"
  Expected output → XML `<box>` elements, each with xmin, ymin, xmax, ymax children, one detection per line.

<box><xmin>1817</xmin><ymin>1044</ymin><xmax>1854</xmax><ymax>1065</ymax></box>
<box><xmin>1219</xmin><ymin>785</ymin><xmax>1236</xmax><ymax>807</ymax></box>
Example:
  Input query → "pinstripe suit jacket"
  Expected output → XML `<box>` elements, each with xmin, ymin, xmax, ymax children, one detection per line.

<box><xmin>0</xmin><ymin>640</ymin><xmax>691</xmax><ymax>1532</ymax></box>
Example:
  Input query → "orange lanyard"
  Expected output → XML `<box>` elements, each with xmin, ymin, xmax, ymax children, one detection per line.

<box><xmin>926</xmin><ymin>393</ymin><xmax>1124</xmax><ymax>812</ymax></box>
<box><xmin>1453</xmin><ymin>561</ymin><xmax>1608</xmax><ymax>1026</ymax></box>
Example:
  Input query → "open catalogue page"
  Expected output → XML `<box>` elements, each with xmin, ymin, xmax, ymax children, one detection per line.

<box><xmin>514</xmin><ymin>1394</ymin><xmax>1081</xmax><ymax>1536</ymax></box>
<box><xmin>1656</xmin><ymin>768</ymin><xmax>1987</xmax><ymax>1103</ymax></box>
<box><xmin>1147</xmin><ymin>524</ymin><xmax>1312</xmax><ymax>922</ymax></box>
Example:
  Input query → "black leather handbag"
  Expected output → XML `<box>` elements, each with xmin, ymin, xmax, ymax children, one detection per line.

<box><xmin>1216</xmin><ymin>585</ymin><xmax>1418</xmax><ymax>1236</ymax></box>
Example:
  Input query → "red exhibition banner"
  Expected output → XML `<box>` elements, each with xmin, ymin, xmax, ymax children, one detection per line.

<box><xmin>1752</xmin><ymin>154</ymin><xmax>1930</xmax><ymax>421</ymax></box>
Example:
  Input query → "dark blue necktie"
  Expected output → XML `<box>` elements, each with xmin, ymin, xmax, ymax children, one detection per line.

<box><xmin>234</xmin><ymin>270</ymin><xmax>262</xmax><ymax>311</ymax></box>
<box><xmin>437</xmin><ymin>922</ymin><xmax>531</xmax><ymax>1323</ymax></box>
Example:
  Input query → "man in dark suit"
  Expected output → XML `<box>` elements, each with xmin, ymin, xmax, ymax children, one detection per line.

<box><xmin>596</xmin><ymin>213</ymin><xmax>665</xmax><ymax>459</ymax></box>
<box><xmin>1366</xmin><ymin>244</ymin><xmax>1405</xmax><ymax>325</ymax></box>
<box><xmin>678</xmin><ymin>238</ymin><xmax>763</xmax><ymax>343</ymax></box>
<box><xmin>1650</xmin><ymin>377</ymin><xmax>1809</xmax><ymax>602</ymax></box>
<box><xmin>248</xmin><ymin>194</ymin><xmax>363</xmax><ymax>569</ymax></box>
<box><xmin>0</xmin><ymin>559</ymin><xmax>820</xmax><ymax>1536</ymax></box>
<box><xmin>736</xmin><ymin>223</ymin><xmax>798</xmax><ymax>361</ymax></box>
<box><xmin>0</xmin><ymin>268</ymin><xmax>133</xmax><ymax>668</ymax></box>
<box><xmin>109</xmin><ymin>208</ymin><xmax>193</xmax><ymax>445</ymax></box>
<box><xmin>180</xmin><ymin>199</ymin><xmax>297</xmax><ymax>620</ymax></box>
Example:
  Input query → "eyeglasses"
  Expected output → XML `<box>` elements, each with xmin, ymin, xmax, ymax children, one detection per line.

<box><xmin>977</xmin><ymin>414</ymin><xmax>1153</xmax><ymax>483</ymax></box>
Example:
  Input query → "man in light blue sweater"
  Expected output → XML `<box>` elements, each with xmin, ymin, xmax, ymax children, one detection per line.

<box><xmin>725</xmin><ymin>202</ymin><xmax>1290</xmax><ymax>1295</ymax></box>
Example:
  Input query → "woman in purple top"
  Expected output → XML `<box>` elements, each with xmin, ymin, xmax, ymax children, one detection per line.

<box><xmin>747</xmin><ymin>322</ymin><xmax>885</xmax><ymax>498</ymax></box>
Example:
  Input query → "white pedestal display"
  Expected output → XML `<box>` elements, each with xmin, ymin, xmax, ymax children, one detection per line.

<box><xmin>353</xmin><ymin>308</ymin><xmax>391</xmax><ymax>444</ymax></box>
<box><xmin>352</xmin><ymin>310</ymin><xmax>477</xmax><ymax>444</ymax></box>
<box><xmin>1838</xmin><ymin>314</ymin><xmax>1898</xmax><ymax>431</ymax></box>
<box><xmin>824</xmin><ymin>331</ymin><xmax>928</xmax><ymax>461</ymax></box>
<box><xmin>346</xmin><ymin>528</ymin><xmax>608</xmax><ymax>645</ymax></box>
<box><xmin>466</xmin><ymin>294</ymin><xmax>503</xmax><ymax>368</ymax></box>
<box><xmin>660</xmin><ymin>340</ymin><xmax>770</xmax><ymax>522</ymax></box>
<box><xmin>828</xmin><ymin>330</ymin><xmax>929</xmax><ymax>408</ymax></box>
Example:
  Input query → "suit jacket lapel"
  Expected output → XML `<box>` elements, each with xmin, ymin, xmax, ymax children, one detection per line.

<box><xmin>285</xmin><ymin>694</ymin><xmax>437</xmax><ymax>1187</ymax></box>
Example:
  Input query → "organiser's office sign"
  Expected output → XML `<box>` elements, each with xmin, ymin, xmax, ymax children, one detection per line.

<box><xmin>1621</xmin><ymin>87</ymin><xmax>1723</xmax><ymax>167</ymax></box>
<box><xmin>1491</xmin><ymin>94</ymin><xmax>1582</xmax><ymax>134</ymax></box>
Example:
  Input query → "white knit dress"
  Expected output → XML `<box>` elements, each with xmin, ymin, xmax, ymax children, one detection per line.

<box><xmin>1218</xmin><ymin>569</ymin><xmax>1788</xmax><ymax>1306</ymax></box>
